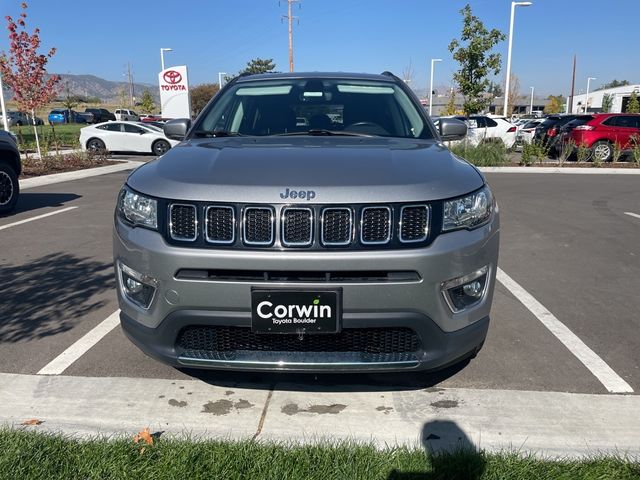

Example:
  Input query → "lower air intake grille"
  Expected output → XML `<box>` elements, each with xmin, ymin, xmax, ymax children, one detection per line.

<box><xmin>361</xmin><ymin>207</ymin><xmax>391</xmax><ymax>244</ymax></box>
<box><xmin>177</xmin><ymin>326</ymin><xmax>421</xmax><ymax>354</ymax></box>
<box><xmin>400</xmin><ymin>205</ymin><xmax>429</xmax><ymax>242</ymax></box>
<box><xmin>243</xmin><ymin>207</ymin><xmax>274</xmax><ymax>245</ymax></box>
<box><xmin>169</xmin><ymin>204</ymin><xmax>197</xmax><ymax>240</ymax></box>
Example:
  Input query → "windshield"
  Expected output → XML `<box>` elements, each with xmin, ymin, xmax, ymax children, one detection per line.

<box><xmin>195</xmin><ymin>78</ymin><xmax>434</xmax><ymax>139</ymax></box>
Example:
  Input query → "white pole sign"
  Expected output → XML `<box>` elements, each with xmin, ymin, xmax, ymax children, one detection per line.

<box><xmin>158</xmin><ymin>65</ymin><xmax>191</xmax><ymax>119</ymax></box>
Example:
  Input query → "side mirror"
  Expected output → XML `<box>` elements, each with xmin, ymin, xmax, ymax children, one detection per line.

<box><xmin>163</xmin><ymin>118</ymin><xmax>191</xmax><ymax>141</ymax></box>
<box><xmin>439</xmin><ymin>118</ymin><xmax>467</xmax><ymax>141</ymax></box>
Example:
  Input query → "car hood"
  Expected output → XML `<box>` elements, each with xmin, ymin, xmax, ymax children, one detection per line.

<box><xmin>127</xmin><ymin>137</ymin><xmax>484</xmax><ymax>204</ymax></box>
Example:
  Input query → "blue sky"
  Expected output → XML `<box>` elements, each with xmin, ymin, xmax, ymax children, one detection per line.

<box><xmin>2</xmin><ymin>0</ymin><xmax>638</xmax><ymax>98</ymax></box>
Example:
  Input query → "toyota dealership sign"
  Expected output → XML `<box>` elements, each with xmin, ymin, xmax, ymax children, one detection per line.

<box><xmin>158</xmin><ymin>65</ymin><xmax>191</xmax><ymax>119</ymax></box>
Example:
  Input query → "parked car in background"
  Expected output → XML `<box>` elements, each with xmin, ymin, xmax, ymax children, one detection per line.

<box><xmin>77</xmin><ymin>111</ymin><xmax>95</xmax><ymax>124</ymax></box>
<box><xmin>560</xmin><ymin>113</ymin><xmax>640</xmax><ymax>162</ymax></box>
<box><xmin>0</xmin><ymin>111</ymin><xmax>44</xmax><ymax>127</ymax></box>
<box><xmin>533</xmin><ymin>114</ymin><xmax>579</xmax><ymax>152</ymax></box>
<box><xmin>85</xmin><ymin>108</ymin><xmax>116</xmax><ymax>123</ymax></box>
<box><xmin>515</xmin><ymin>119</ymin><xmax>545</xmax><ymax>147</ymax></box>
<box><xmin>0</xmin><ymin>129</ymin><xmax>20</xmax><ymax>214</ymax></box>
<box><xmin>79</xmin><ymin>121</ymin><xmax>178</xmax><ymax>155</ymax></box>
<box><xmin>48</xmin><ymin>109</ymin><xmax>88</xmax><ymax>124</ymax></box>
<box><xmin>467</xmin><ymin>115</ymin><xmax>517</xmax><ymax>149</ymax></box>
<box><xmin>114</xmin><ymin>109</ymin><xmax>140</xmax><ymax>121</ymax></box>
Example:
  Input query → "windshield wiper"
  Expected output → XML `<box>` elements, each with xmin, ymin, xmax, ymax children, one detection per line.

<box><xmin>276</xmin><ymin>129</ymin><xmax>374</xmax><ymax>137</ymax></box>
<box><xmin>192</xmin><ymin>130</ymin><xmax>243</xmax><ymax>138</ymax></box>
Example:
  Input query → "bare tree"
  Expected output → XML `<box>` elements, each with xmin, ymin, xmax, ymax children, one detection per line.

<box><xmin>506</xmin><ymin>73</ymin><xmax>520</xmax><ymax>115</ymax></box>
<box><xmin>402</xmin><ymin>59</ymin><xmax>415</xmax><ymax>86</ymax></box>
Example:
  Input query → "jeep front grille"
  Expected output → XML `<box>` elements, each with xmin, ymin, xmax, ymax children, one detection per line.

<box><xmin>163</xmin><ymin>202</ymin><xmax>434</xmax><ymax>249</ymax></box>
<box><xmin>400</xmin><ymin>205</ymin><xmax>429</xmax><ymax>242</ymax></box>
<box><xmin>243</xmin><ymin>207</ymin><xmax>274</xmax><ymax>245</ymax></box>
<box><xmin>205</xmin><ymin>206</ymin><xmax>235</xmax><ymax>244</ymax></box>
<box><xmin>361</xmin><ymin>207</ymin><xmax>391</xmax><ymax>244</ymax></box>
<box><xmin>282</xmin><ymin>208</ymin><xmax>313</xmax><ymax>246</ymax></box>
<box><xmin>321</xmin><ymin>208</ymin><xmax>352</xmax><ymax>245</ymax></box>
<box><xmin>169</xmin><ymin>204</ymin><xmax>197</xmax><ymax>241</ymax></box>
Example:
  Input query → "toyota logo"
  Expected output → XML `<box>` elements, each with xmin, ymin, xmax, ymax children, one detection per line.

<box><xmin>163</xmin><ymin>70</ymin><xmax>182</xmax><ymax>84</ymax></box>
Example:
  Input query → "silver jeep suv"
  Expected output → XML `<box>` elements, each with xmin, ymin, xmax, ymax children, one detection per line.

<box><xmin>113</xmin><ymin>72</ymin><xmax>500</xmax><ymax>372</ymax></box>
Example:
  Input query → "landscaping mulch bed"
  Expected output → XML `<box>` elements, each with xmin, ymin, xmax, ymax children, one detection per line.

<box><xmin>19</xmin><ymin>151</ymin><xmax>117</xmax><ymax>178</ymax></box>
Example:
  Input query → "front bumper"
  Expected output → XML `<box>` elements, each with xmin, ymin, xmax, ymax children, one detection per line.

<box><xmin>114</xmin><ymin>212</ymin><xmax>499</xmax><ymax>372</ymax></box>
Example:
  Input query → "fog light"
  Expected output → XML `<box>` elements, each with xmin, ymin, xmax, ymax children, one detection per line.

<box><xmin>441</xmin><ymin>266</ymin><xmax>489</xmax><ymax>313</ymax></box>
<box><xmin>118</xmin><ymin>261</ymin><xmax>157</xmax><ymax>309</ymax></box>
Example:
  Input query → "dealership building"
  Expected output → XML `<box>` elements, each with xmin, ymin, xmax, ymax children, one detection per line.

<box><xmin>569</xmin><ymin>84</ymin><xmax>640</xmax><ymax>114</ymax></box>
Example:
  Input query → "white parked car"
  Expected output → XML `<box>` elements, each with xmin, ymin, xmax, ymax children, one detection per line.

<box><xmin>515</xmin><ymin>119</ymin><xmax>545</xmax><ymax>146</ymax></box>
<box><xmin>79</xmin><ymin>121</ymin><xmax>179</xmax><ymax>155</ymax></box>
<box><xmin>466</xmin><ymin>115</ymin><xmax>517</xmax><ymax>149</ymax></box>
<box><xmin>114</xmin><ymin>109</ymin><xmax>140</xmax><ymax>121</ymax></box>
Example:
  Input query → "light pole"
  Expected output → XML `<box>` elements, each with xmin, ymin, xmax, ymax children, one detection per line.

<box><xmin>503</xmin><ymin>1</ymin><xmax>532</xmax><ymax>117</ymax></box>
<box><xmin>218</xmin><ymin>72</ymin><xmax>227</xmax><ymax>88</ymax></box>
<box><xmin>0</xmin><ymin>74</ymin><xmax>7</xmax><ymax>131</ymax></box>
<box><xmin>529</xmin><ymin>86</ymin><xmax>534</xmax><ymax>115</ymax></box>
<box><xmin>585</xmin><ymin>77</ymin><xmax>596</xmax><ymax>113</ymax></box>
<box><xmin>429</xmin><ymin>58</ymin><xmax>442</xmax><ymax>116</ymax></box>
<box><xmin>160</xmin><ymin>48</ymin><xmax>172</xmax><ymax>71</ymax></box>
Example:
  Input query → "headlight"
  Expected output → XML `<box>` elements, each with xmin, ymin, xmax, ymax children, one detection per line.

<box><xmin>117</xmin><ymin>185</ymin><xmax>157</xmax><ymax>229</ymax></box>
<box><xmin>443</xmin><ymin>185</ymin><xmax>494</xmax><ymax>231</ymax></box>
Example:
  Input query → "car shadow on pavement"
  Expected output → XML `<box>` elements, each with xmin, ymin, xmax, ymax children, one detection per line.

<box><xmin>11</xmin><ymin>192</ymin><xmax>81</xmax><ymax>216</ymax></box>
<box><xmin>0</xmin><ymin>252</ymin><xmax>114</xmax><ymax>343</ymax></box>
<box><xmin>179</xmin><ymin>358</ymin><xmax>472</xmax><ymax>393</ymax></box>
<box><xmin>386</xmin><ymin>421</ymin><xmax>485</xmax><ymax>479</ymax></box>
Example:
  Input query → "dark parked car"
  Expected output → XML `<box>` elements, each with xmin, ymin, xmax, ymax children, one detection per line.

<box><xmin>48</xmin><ymin>109</ymin><xmax>88</xmax><ymax>124</ymax></box>
<box><xmin>533</xmin><ymin>114</ymin><xmax>579</xmax><ymax>152</ymax></box>
<box><xmin>0</xmin><ymin>130</ymin><xmax>21</xmax><ymax>214</ymax></box>
<box><xmin>85</xmin><ymin>108</ymin><xmax>116</xmax><ymax>123</ymax></box>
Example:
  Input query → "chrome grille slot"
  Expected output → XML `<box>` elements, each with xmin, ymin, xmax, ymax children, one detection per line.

<box><xmin>205</xmin><ymin>206</ymin><xmax>235</xmax><ymax>244</ymax></box>
<box><xmin>169</xmin><ymin>204</ymin><xmax>197</xmax><ymax>241</ymax></box>
<box><xmin>400</xmin><ymin>205</ymin><xmax>429</xmax><ymax>242</ymax></box>
<box><xmin>361</xmin><ymin>206</ymin><xmax>391</xmax><ymax>244</ymax></box>
<box><xmin>282</xmin><ymin>208</ymin><xmax>313</xmax><ymax>246</ymax></box>
<box><xmin>321</xmin><ymin>208</ymin><xmax>352</xmax><ymax>245</ymax></box>
<box><xmin>243</xmin><ymin>207</ymin><xmax>274</xmax><ymax>245</ymax></box>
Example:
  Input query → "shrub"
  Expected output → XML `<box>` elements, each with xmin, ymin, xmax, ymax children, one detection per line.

<box><xmin>521</xmin><ymin>140</ymin><xmax>548</xmax><ymax>166</ymax></box>
<box><xmin>630</xmin><ymin>135</ymin><xmax>640</xmax><ymax>166</ymax></box>
<box><xmin>449</xmin><ymin>141</ymin><xmax>508</xmax><ymax>166</ymax></box>
<box><xmin>611</xmin><ymin>141</ymin><xmax>623</xmax><ymax>163</ymax></box>
<box><xmin>576</xmin><ymin>141</ymin><xmax>591</xmax><ymax>163</ymax></box>
<box><xmin>557</xmin><ymin>138</ymin><xmax>575</xmax><ymax>166</ymax></box>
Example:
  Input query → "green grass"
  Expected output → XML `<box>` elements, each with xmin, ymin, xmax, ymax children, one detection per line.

<box><xmin>0</xmin><ymin>429</ymin><xmax>638</xmax><ymax>480</ymax></box>
<box><xmin>449</xmin><ymin>142</ymin><xmax>509</xmax><ymax>167</ymax></box>
<box><xmin>11</xmin><ymin>123</ymin><xmax>83</xmax><ymax>150</ymax></box>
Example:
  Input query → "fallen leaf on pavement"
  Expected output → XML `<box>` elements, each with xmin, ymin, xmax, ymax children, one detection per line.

<box><xmin>133</xmin><ymin>427</ymin><xmax>154</xmax><ymax>446</ymax></box>
<box><xmin>21</xmin><ymin>419</ymin><xmax>43</xmax><ymax>426</ymax></box>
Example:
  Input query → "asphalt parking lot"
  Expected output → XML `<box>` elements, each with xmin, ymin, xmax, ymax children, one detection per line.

<box><xmin>1</xmin><ymin>158</ymin><xmax>639</xmax><ymax>453</ymax></box>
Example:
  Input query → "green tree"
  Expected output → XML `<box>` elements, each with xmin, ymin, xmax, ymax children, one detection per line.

<box><xmin>598</xmin><ymin>79</ymin><xmax>629</xmax><ymax>90</ymax></box>
<box><xmin>601</xmin><ymin>93</ymin><xmax>614</xmax><ymax>113</ymax></box>
<box><xmin>138</xmin><ymin>89</ymin><xmax>156</xmax><ymax>113</ymax></box>
<box><xmin>190</xmin><ymin>83</ymin><xmax>220</xmax><ymax>116</ymax></box>
<box><xmin>448</xmin><ymin>4</ymin><xmax>505</xmax><ymax>115</ymax></box>
<box><xmin>443</xmin><ymin>88</ymin><xmax>458</xmax><ymax>115</ymax></box>
<box><xmin>544</xmin><ymin>95</ymin><xmax>564</xmax><ymax>114</ymax></box>
<box><xmin>240</xmin><ymin>58</ymin><xmax>276</xmax><ymax>75</ymax></box>
<box><xmin>627</xmin><ymin>91</ymin><xmax>640</xmax><ymax>113</ymax></box>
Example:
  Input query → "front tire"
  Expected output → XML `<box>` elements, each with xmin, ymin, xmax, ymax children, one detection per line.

<box><xmin>0</xmin><ymin>162</ymin><xmax>19</xmax><ymax>214</ymax></box>
<box><xmin>87</xmin><ymin>138</ymin><xmax>106</xmax><ymax>152</ymax></box>
<box><xmin>152</xmin><ymin>140</ymin><xmax>171</xmax><ymax>156</ymax></box>
<box><xmin>592</xmin><ymin>141</ymin><xmax>612</xmax><ymax>162</ymax></box>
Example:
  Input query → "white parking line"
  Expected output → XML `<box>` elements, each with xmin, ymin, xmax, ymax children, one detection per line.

<box><xmin>624</xmin><ymin>211</ymin><xmax>640</xmax><ymax>220</ymax></box>
<box><xmin>0</xmin><ymin>206</ymin><xmax>78</xmax><ymax>231</ymax></box>
<box><xmin>497</xmin><ymin>268</ymin><xmax>633</xmax><ymax>394</ymax></box>
<box><xmin>37</xmin><ymin>310</ymin><xmax>121</xmax><ymax>375</ymax></box>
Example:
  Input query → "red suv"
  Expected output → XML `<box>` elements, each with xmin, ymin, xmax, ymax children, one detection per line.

<box><xmin>563</xmin><ymin>113</ymin><xmax>640</xmax><ymax>162</ymax></box>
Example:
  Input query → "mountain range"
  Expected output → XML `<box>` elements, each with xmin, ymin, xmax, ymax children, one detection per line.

<box><xmin>53</xmin><ymin>73</ymin><xmax>160</xmax><ymax>103</ymax></box>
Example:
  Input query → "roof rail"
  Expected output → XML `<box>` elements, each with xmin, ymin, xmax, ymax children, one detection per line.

<box><xmin>380</xmin><ymin>71</ymin><xmax>401</xmax><ymax>81</ymax></box>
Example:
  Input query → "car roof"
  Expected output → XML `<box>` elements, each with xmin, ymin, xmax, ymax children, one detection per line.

<box><xmin>235</xmin><ymin>71</ymin><xmax>397</xmax><ymax>83</ymax></box>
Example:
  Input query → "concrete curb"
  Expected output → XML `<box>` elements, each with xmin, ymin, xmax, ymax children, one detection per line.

<box><xmin>479</xmin><ymin>166</ymin><xmax>640</xmax><ymax>174</ymax></box>
<box><xmin>20</xmin><ymin>161</ymin><xmax>142</xmax><ymax>190</ymax></box>
<box><xmin>2</xmin><ymin>372</ymin><xmax>638</xmax><ymax>459</ymax></box>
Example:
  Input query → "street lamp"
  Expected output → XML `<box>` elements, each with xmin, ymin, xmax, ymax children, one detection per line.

<box><xmin>529</xmin><ymin>86</ymin><xmax>534</xmax><ymax>115</ymax></box>
<box><xmin>0</xmin><ymin>74</ymin><xmax>7</xmax><ymax>131</ymax></box>
<box><xmin>429</xmin><ymin>58</ymin><xmax>442</xmax><ymax>116</ymax></box>
<box><xmin>585</xmin><ymin>77</ymin><xmax>596</xmax><ymax>113</ymax></box>
<box><xmin>160</xmin><ymin>48</ymin><xmax>172</xmax><ymax>71</ymax></box>
<box><xmin>503</xmin><ymin>1</ymin><xmax>532</xmax><ymax>117</ymax></box>
<box><xmin>218</xmin><ymin>72</ymin><xmax>227</xmax><ymax>88</ymax></box>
